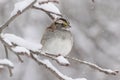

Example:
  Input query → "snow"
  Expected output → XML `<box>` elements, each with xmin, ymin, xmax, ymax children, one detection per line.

<box><xmin>12</xmin><ymin>46</ymin><xmax>30</xmax><ymax>56</ymax></box>
<box><xmin>1</xmin><ymin>33</ymin><xmax>42</xmax><ymax>52</ymax></box>
<box><xmin>41</xmin><ymin>59</ymin><xmax>87</xmax><ymax>80</ymax></box>
<box><xmin>3</xmin><ymin>37</ymin><xmax>12</xmax><ymax>46</ymax></box>
<box><xmin>0</xmin><ymin>59</ymin><xmax>14</xmax><ymax>68</ymax></box>
<box><xmin>102</xmin><ymin>69</ymin><xmax>117</xmax><ymax>73</ymax></box>
<box><xmin>56</xmin><ymin>56</ymin><xmax>70</xmax><ymax>65</ymax></box>
<box><xmin>74</xmin><ymin>78</ymin><xmax>87</xmax><ymax>80</ymax></box>
<box><xmin>34</xmin><ymin>1</ymin><xmax>61</xmax><ymax>19</ymax></box>
<box><xmin>10</xmin><ymin>0</ymin><xmax>61</xmax><ymax>18</ymax></box>
<box><xmin>10</xmin><ymin>0</ymin><xmax>35</xmax><ymax>17</ymax></box>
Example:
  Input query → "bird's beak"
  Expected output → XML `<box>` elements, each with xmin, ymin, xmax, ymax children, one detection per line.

<box><xmin>69</xmin><ymin>24</ymin><xmax>71</xmax><ymax>28</ymax></box>
<box><xmin>67</xmin><ymin>24</ymin><xmax>71</xmax><ymax>28</ymax></box>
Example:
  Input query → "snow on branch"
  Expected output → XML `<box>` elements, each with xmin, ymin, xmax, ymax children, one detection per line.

<box><xmin>1</xmin><ymin>33</ymin><xmax>69</xmax><ymax>66</ymax></box>
<box><xmin>0</xmin><ymin>59</ymin><xmax>14</xmax><ymax>69</ymax></box>
<box><xmin>1</xmin><ymin>33</ymin><xmax>42</xmax><ymax>52</ymax></box>
<box><xmin>38</xmin><ymin>0</ymin><xmax>59</xmax><ymax>5</ymax></box>
<box><xmin>34</xmin><ymin>0</ymin><xmax>61</xmax><ymax>15</ymax></box>
<box><xmin>11</xmin><ymin>46</ymin><xmax>30</xmax><ymax>56</ymax></box>
<box><xmin>0</xmin><ymin>0</ymin><xmax>61</xmax><ymax>33</ymax></box>
<box><xmin>10</xmin><ymin>0</ymin><xmax>35</xmax><ymax>16</ymax></box>
<box><xmin>31</xmin><ymin>53</ymin><xmax>87</xmax><ymax>80</ymax></box>
<box><xmin>0</xmin><ymin>33</ymin><xmax>41</xmax><ymax>62</ymax></box>
<box><xmin>0</xmin><ymin>0</ymin><xmax>36</xmax><ymax>32</ymax></box>
<box><xmin>33</xmin><ymin>49</ymin><xmax>119</xmax><ymax>76</ymax></box>
<box><xmin>66</xmin><ymin>56</ymin><xmax>119</xmax><ymax>75</ymax></box>
<box><xmin>32</xmin><ymin>51</ymin><xmax>70</xmax><ymax>66</ymax></box>
<box><xmin>33</xmin><ymin>0</ymin><xmax>62</xmax><ymax>20</ymax></box>
<box><xmin>56</xmin><ymin>56</ymin><xmax>70</xmax><ymax>66</ymax></box>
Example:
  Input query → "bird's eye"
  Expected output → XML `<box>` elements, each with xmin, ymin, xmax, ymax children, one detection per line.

<box><xmin>61</xmin><ymin>23</ymin><xmax>65</xmax><ymax>27</ymax></box>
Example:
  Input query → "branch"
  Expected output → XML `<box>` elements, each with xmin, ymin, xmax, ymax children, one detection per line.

<box><xmin>31</xmin><ymin>53</ymin><xmax>86</xmax><ymax>80</ymax></box>
<box><xmin>4</xmin><ymin>45</ymin><xmax>13</xmax><ymax>76</ymax></box>
<box><xmin>0</xmin><ymin>0</ymin><xmax>36</xmax><ymax>33</ymax></box>
<box><xmin>38</xmin><ymin>0</ymin><xmax>59</xmax><ymax>5</ymax></box>
<box><xmin>32</xmin><ymin>6</ymin><xmax>62</xmax><ymax>20</ymax></box>
<box><xmin>31</xmin><ymin>51</ymin><xmax>70</xmax><ymax>66</ymax></box>
<box><xmin>0</xmin><ymin>0</ymin><xmax>60</xmax><ymax>32</ymax></box>
<box><xmin>32</xmin><ymin>50</ymin><xmax>119</xmax><ymax>75</ymax></box>
<box><xmin>30</xmin><ymin>53</ymin><xmax>64</xmax><ymax>80</ymax></box>
<box><xmin>0</xmin><ymin>59</ymin><xmax>14</xmax><ymax>69</ymax></box>
<box><xmin>1</xmin><ymin>33</ymin><xmax>67</xmax><ymax>66</ymax></box>
<box><xmin>66</xmin><ymin>56</ymin><xmax>119</xmax><ymax>75</ymax></box>
<box><xmin>33</xmin><ymin>0</ymin><xmax>62</xmax><ymax>20</ymax></box>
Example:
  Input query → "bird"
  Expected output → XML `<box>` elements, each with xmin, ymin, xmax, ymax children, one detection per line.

<box><xmin>41</xmin><ymin>18</ymin><xmax>73</xmax><ymax>56</ymax></box>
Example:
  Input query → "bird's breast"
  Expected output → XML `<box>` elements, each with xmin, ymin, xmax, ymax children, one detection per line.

<box><xmin>41</xmin><ymin>30</ymin><xmax>73</xmax><ymax>56</ymax></box>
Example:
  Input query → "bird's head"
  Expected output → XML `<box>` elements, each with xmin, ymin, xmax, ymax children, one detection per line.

<box><xmin>55</xmin><ymin>18</ymin><xmax>71</xmax><ymax>29</ymax></box>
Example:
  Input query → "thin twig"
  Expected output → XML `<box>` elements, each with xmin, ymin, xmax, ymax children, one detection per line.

<box><xmin>66</xmin><ymin>56</ymin><xmax>119</xmax><ymax>75</ymax></box>
<box><xmin>32</xmin><ymin>6</ymin><xmax>54</xmax><ymax>19</ymax></box>
<box><xmin>4</xmin><ymin>45</ymin><xmax>13</xmax><ymax>76</ymax></box>
<box><xmin>0</xmin><ymin>0</ymin><xmax>37</xmax><ymax>33</ymax></box>
<box><xmin>39</xmin><ymin>0</ymin><xmax>59</xmax><ymax>5</ymax></box>
<box><xmin>16</xmin><ymin>55</ymin><xmax>24</xmax><ymax>63</ymax></box>
<box><xmin>4</xmin><ymin>45</ymin><xmax>8</xmax><ymax>58</ymax></box>
<box><xmin>32</xmin><ymin>6</ymin><xmax>62</xmax><ymax>20</ymax></box>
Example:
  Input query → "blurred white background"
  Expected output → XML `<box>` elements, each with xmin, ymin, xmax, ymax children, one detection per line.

<box><xmin>0</xmin><ymin>0</ymin><xmax>120</xmax><ymax>80</ymax></box>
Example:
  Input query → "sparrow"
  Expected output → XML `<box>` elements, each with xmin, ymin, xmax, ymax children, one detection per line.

<box><xmin>41</xmin><ymin>18</ymin><xmax>73</xmax><ymax>56</ymax></box>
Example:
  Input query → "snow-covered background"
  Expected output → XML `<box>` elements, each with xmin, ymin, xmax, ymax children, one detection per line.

<box><xmin>0</xmin><ymin>0</ymin><xmax>120</xmax><ymax>80</ymax></box>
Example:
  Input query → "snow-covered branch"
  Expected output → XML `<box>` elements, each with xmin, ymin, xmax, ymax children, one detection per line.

<box><xmin>0</xmin><ymin>59</ymin><xmax>14</xmax><ymax>69</ymax></box>
<box><xmin>33</xmin><ymin>0</ymin><xmax>62</xmax><ymax>20</ymax></box>
<box><xmin>0</xmin><ymin>0</ymin><xmax>37</xmax><ymax>33</ymax></box>
<box><xmin>32</xmin><ymin>6</ymin><xmax>62</xmax><ymax>20</ymax></box>
<box><xmin>31</xmin><ymin>53</ymin><xmax>87</xmax><ymax>80</ymax></box>
<box><xmin>38</xmin><ymin>0</ymin><xmax>59</xmax><ymax>5</ymax></box>
<box><xmin>32</xmin><ymin>51</ymin><xmax>70</xmax><ymax>66</ymax></box>
<box><xmin>2</xmin><ymin>33</ymin><xmax>42</xmax><ymax>52</ymax></box>
<box><xmin>0</xmin><ymin>0</ymin><xmax>62</xmax><ymax>33</ymax></box>
<box><xmin>0</xmin><ymin>33</ymin><xmax>119</xmax><ymax>77</ymax></box>
<box><xmin>1</xmin><ymin>33</ymin><xmax>69</xmax><ymax>66</ymax></box>
<box><xmin>3</xmin><ymin>45</ymin><xmax>13</xmax><ymax>76</ymax></box>
<box><xmin>0</xmin><ymin>33</ymin><xmax>41</xmax><ymax>62</ymax></box>
<box><xmin>66</xmin><ymin>56</ymin><xmax>119</xmax><ymax>75</ymax></box>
